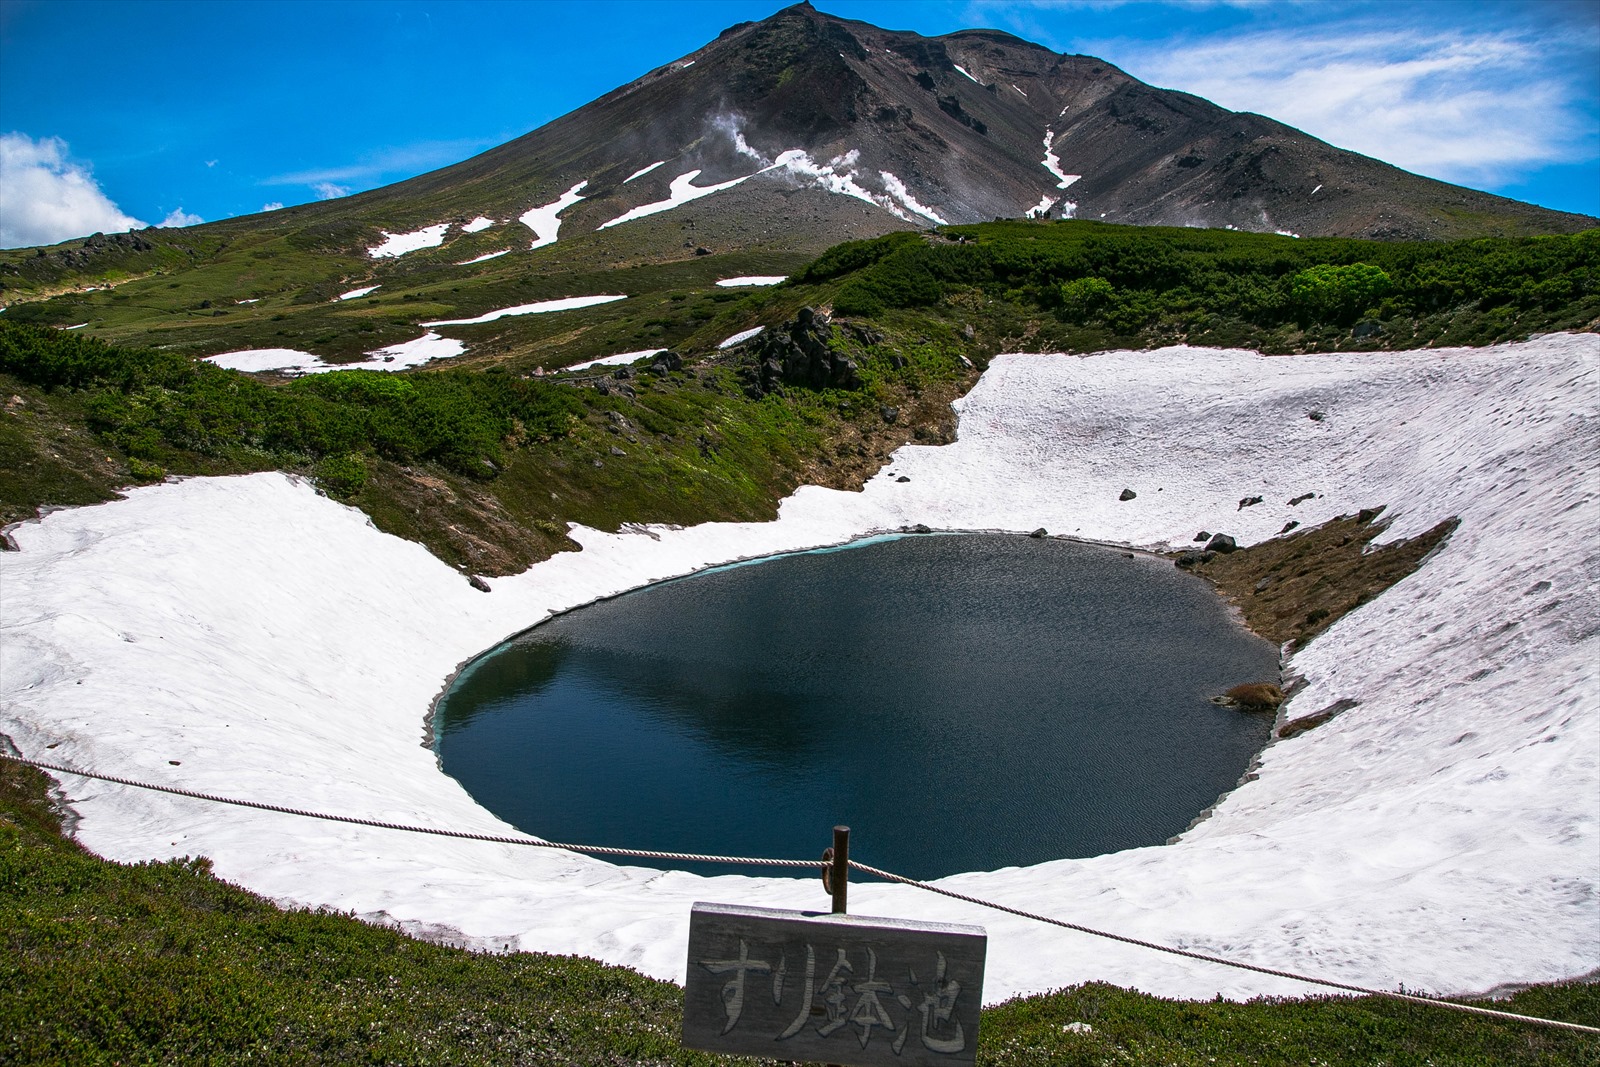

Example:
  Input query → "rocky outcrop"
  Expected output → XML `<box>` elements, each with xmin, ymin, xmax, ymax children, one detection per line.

<box><xmin>740</xmin><ymin>307</ymin><xmax>860</xmax><ymax>397</ymax></box>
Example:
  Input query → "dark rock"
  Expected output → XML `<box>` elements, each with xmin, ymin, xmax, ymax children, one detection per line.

<box><xmin>468</xmin><ymin>575</ymin><xmax>491</xmax><ymax>593</ymax></box>
<box><xmin>1279</xmin><ymin>520</ymin><xmax>1300</xmax><ymax>534</ymax></box>
<box><xmin>1194</xmin><ymin>531</ymin><xmax>1211</xmax><ymax>542</ymax></box>
<box><xmin>594</xmin><ymin>379</ymin><xmax>611</xmax><ymax>395</ymax></box>
<box><xmin>1029</xmin><ymin>528</ymin><xmax>1047</xmax><ymax>538</ymax></box>
<box><xmin>911</xmin><ymin>523</ymin><xmax>932</xmax><ymax>534</ymax></box>
<box><xmin>740</xmin><ymin>307</ymin><xmax>860</xmax><ymax>397</ymax></box>
<box><xmin>1175</xmin><ymin>549</ymin><xmax>1215</xmax><ymax>568</ymax></box>
<box><xmin>1288</xmin><ymin>492</ymin><xmax>1316</xmax><ymax>506</ymax></box>
<box><xmin>1238</xmin><ymin>495</ymin><xmax>1263</xmax><ymax>509</ymax></box>
<box><xmin>880</xmin><ymin>405</ymin><xmax>899</xmax><ymax>423</ymax></box>
<box><xmin>1205</xmin><ymin>533</ymin><xmax>1237</xmax><ymax>553</ymax></box>
<box><xmin>1308</xmin><ymin>410</ymin><xmax>1327</xmax><ymax>421</ymax></box>
<box><xmin>1352</xmin><ymin>319</ymin><xmax>1383</xmax><ymax>339</ymax></box>
<box><xmin>607</xmin><ymin>410</ymin><xmax>631</xmax><ymax>428</ymax></box>
<box><xmin>649</xmin><ymin>349</ymin><xmax>683</xmax><ymax>374</ymax></box>
<box><xmin>0</xmin><ymin>530</ymin><xmax>18</xmax><ymax>552</ymax></box>
<box><xmin>612</xmin><ymin>366</ymin><xmax>632</xmax><ymax>379</ymax></box>
<box><xmin>1277</xmin><ymin>697</ymin><xmax>1360</xmax><ymax>739</ymax></box>
<box><xmin>1119</xmin><ymin>488</ymin><xmax>1137</xmax><ymax>501</ymax></box>
<box><xmin>1357</xmin><ymin>507</ymin><xmax>1384</xmax><ymax>524</ymax></box>
<box><xmin>693</xmin><ymin>246</ymin><xmax>712</xmax><ymax>256</ymax></box>
<box><xmin>896</xmin><ymin>475</ymin><xmax>910</xmax><ymax>483</ymax></box>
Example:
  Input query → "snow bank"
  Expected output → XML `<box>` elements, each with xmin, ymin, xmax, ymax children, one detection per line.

<box><xmin>205</xmin><ymin>348</ymin><xmax>323</xmax><ymax>374</ymax></box>
<box><xmin>421</xmin><ymin>294</ymin><xmax>626</xmax><ymax>328</ymax></box>
<box><xmin>1042</xmin><ymin>129</ymin><xmax>1080</xmax><ymax>190</ymax></box>
<box><xmin>368</xmin><ymin>224</ymin><xmax>449</xmax><ymax>259</ymax></box>
<box><xmin>4</xmin><ymin>335</ymin><xmax>1596</xmax><ymax>1006</ymax></box>
<box><xmin>337</xmin><ymin>285</ymin><xmax>379</xmax><ymax>301</ymax></box>
<box><xmin>564</xmin><ymin>349</ymin><xmax>666</xmax><ymax>372</ymax></box>
<box><xmin>623</xmin><ymin>161</ymin><xmax>665</xmax><ymax>184</ymax></box>
<box><xmin>206</xmin><ymin>333</ymin><xmax>466</xmax><ymax>376</ymax></box>
<box><xmin>953</xmin><ymin>64</ymin><xmax>980</xmax><ymax>84</ymax></box>
<box><xmin>456</xmin><ymin>250</ymin><xmax>511</xmax><ymax>265</ymax></box>
<box><xmin>461</xmin><ymin>217</ymin><xmax>496</xmax><ymax>233</ymax></box>
<box><xmin>880</xmin><ymin>172</ymin><xmax>947</xmax><ymax>224</ymax></box>
<box><xmin>599</xmin><ymin>169</ymin><xmax>759</xmax><ymax>229</ymax></box>
<box><xmin>1026</xmin><ymin>195</ymin><xmax>1057</xmax><ymax>219</ymax></box>
<box><xmin>519</xmin><ymin>181</ymin><xmax>588</xmax><ymax>250</ymax></box>
<box><xmin>717</xmin><ymin>325</ymin><xmax>765</xmax><ymax>348</ymax></box>
<box><xmin>715</xmin><ymin>276</ymin><xmax>786</xmax><ymax>287</ymax></box>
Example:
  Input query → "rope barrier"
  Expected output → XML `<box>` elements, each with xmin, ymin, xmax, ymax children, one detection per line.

<box><xmin>4</xmin><ymin>751</ymin><xmax>1595</xmax><ymax>1036</ymax></box>
<box><xmin>0</xmin><ymin>753</ymin><xmax>817</xmax><ymax>870</ymax></box>
<box><xmin>844</xmin><ymin>859</ymin><xmax>1600</xmax><ymax>1035</ymax></box>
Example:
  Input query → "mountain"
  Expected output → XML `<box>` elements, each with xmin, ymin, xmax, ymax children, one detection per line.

<box><xmin>0</xmin><ymin>2</ymin><xmax>1592</xmax><ymax>367</ymax></box>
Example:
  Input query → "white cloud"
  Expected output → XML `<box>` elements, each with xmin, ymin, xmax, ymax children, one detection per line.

<box><xmin>158</xmin><ymin>207</ymin><xmax>204</xmax><ymax>228</ymax></box>
<box><xmin>1088</xmin><ymin>22</ymin><xmax>1599</xmax><ymax>188</ymax></box>
<box><xmin>313</xmin><ymin>182</ymin><xmax>350</xmax><ymax>200</ymax></box>
<box><xmin>205</xmin><ymin>159</ymin><xmax>218</xmax><ymax>168</ymax></box>
<box><xmin>0</xmin><ymin>133</ymin><xmax>147</xmax><ymax>248</ymax></box>
<box><xmin>261</xmin><ymin>201</ymin><xmax>285</xmax><ymax>212</ymax></box>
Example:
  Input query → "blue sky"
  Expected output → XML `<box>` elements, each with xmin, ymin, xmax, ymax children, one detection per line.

<box><xmin>1</xmin><ymin>0</ymin><xmax>1595</xmax><ymax>247</ymax></box>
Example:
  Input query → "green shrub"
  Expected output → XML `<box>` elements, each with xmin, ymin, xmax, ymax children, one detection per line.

<box><xmin>1290</xmin><ymin>263</ymin><xmax>1393</xmax><ymax>324</ymax></box>
<box><xmin>312</xmin><ymin>452</ymin><xmax>367</xmax><ymax>497</ymax></box>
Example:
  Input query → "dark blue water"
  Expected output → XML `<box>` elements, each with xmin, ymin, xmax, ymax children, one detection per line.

<box><xmin>433</xmin><ymin>534</ymin><xmax>1277</xmax><ymax>880</ymax></box>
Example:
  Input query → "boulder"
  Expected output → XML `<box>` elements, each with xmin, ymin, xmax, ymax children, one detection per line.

<box><xmin>1205</xmin><ymin>533</ymin><xmax>1237</xmax><ymax>553</ymax></box>
<box><xmin>467</xmin><ymin>575</ymin><xmax>491</xmax><ymax>593</ymax></box>
<box><xmin>1238</xmin><ymin>495</ymin><xmax>1263</xmax><ymax>509</ymax></box>
<box><xmin>1029</xmin><ymin>528</ymin><xmax>1048</xmax><ymax>538</ymax></box>
<box><xmin>1119</xmin><ymin>488</ymin><xmax>1137</xmax><ymax>501</ymax></box>
<box><xmin>741</xmin><ymin>307</ymin><xmax>860</xmax><ymax>397</ymax></box>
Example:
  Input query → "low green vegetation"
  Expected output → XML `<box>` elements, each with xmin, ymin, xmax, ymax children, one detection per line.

<box><xmin>791</xmin><ymin>221</ymin><xmax>1599</xmax><ymax>353</ymax></box>
<box><xmin>3</xmin><ymin>759</ymin><xmax>1595</xmax><ymax>1065</ymax></box>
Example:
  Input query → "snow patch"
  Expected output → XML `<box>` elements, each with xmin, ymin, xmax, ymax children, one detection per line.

<box><xmin>1042</xmin><ymin>129</ymin><xmax>1081</xmax><ymax>190</ymax></box>
<box><xmin>717</xmin><ymin>326</ymin><xmax>764</xmax><ymax>348</ymax></box>
<box><xmin>338</xmin><ymin>285</ymin><xmax>380</xmax><ymax>301</ymax></box>
<box><xmin>205</xmin><ymin>332</ymin><xmax>468</xmax><ymax>376</ymax></box>
<box><xmin>60</xmin><ymin>323</ymin><xmax>88</xmax><ymax>330</ymax></box>
<box><xmin>519</xmin><ymin>181</ymin><xmax>589</xmax><ymax>251</ymax></box>
<box><xmin>205</xmin><ymin>348</ymin><xmax>322</xmax><ymax>374</ymax></box>
<box><xmin>1011</xmin><ymin>83</ymin><xmax>1027</xmax><ymax>97</ymax></box>
<box><xmin>599</xmin><ymin>170</ymin><xmax>760</xmax><ymax>229</ymax></box>
<box><xmin>1026</xmin><ymin>196</ymin><xmax>1057</xmax><ymax>219</ymax></box>
<box><xmin>422</xmin><ymin>294</ymin><xmax>626</xmax><ymax>327</ymax></box>
<box><xmin>368</xmin><ymin>223</ymin><xmax>449</xmax><ymax>259</ymax></box>
<box><xmin>461</xmin><ymin>217</ymin><xmax>496</xmax><ymax>233</ymax></box>
<box><xmin>565</xmin><ymin>349</ymin><xmax>667</xmax><ymax>372</ymax></box>
<box><xmin>953</xmin><ymin>64</ymin><xmax>980</xmax><ymax>84</ymax></box>
<box><xmin>456</xmin><ymin>250</ymin><xmax>511</xmax><ymax>265</ymax></box>
<box><xmin>234</xmin><ymin>298</ymin><xmax>260</xmax><ymax>305</ymax></box>
<box><xmin>880</xmin><ymin>171</ymin><xmax>948</xmax><ymax>225</ymax></box>
<box><xmin>1275</xmin><ymin>229</ymin><xmax>1301</xmax><ymax>239</ymax></box>
<box><xmin>1312</xmin><ymin>184</ymin><xmax>1323</xmax><ymax>195</ymax></box>
<box><xmin>716</xmin><ymin>276</ymin><xmax>787</xmax><ymax>287</ymax></box>
<box><xmin>623</xmin><ymin>161</ymin><xmax>665</xmax><ymax>184</ymax></box>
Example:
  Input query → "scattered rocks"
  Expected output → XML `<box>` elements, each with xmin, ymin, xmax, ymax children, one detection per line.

<box><xmin>1238</xmin><ymin>495</ymin><xmax>1263</xmax><ymax>509</ymax></box>
<box><xmin>612</xmin><ymin>366</ymin><xmax>632</xmax><ymax>380</ymax></box>
<box><xmin>903</xmin><ymin>523</ymin><xmax>933</xmax><ymax>534</ymax></box>
<box><xmin>649</xmin><ymin>350</ymin><xmax>683</xmax><ymax>375</ymax></box>
<box><xmin>1118</xmin><ymin>488</ymin><xmax>1137</xmax><ymax>501</ymax></box>
<box><xmin>467</xmin><ymin>575</ymin><xmax>491</xmax><ymax>593</ymax></box>
<box><xmin>1204</xmin><ymin>533</ymin><xmax>1237</xmax><ymax>553</ymax></box>
<box><xmin>1175</xmin><ymin>549</ymin><xmax>1215</xmax><ymax>568</ymax></box>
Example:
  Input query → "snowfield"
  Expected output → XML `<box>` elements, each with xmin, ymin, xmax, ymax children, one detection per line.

<box><xmin>519</xmin><ymin>181</ymin><xmax>588</xmax><ymax>250</ymax></box>
<box><xmin>564</xmin><ymin>349</ymin><xmax>667</xmax><ymax>372</ymax></box>
<box><xmin>3</xmin><ymin>335</ymin><xmax>1596</xmax><ymax>1005</ymax></box>
<box><xmin>421</xmin><ymin>294</ymin><xmax>626</xmax><ymax>327</ymax></box>
<box><xmin>206</xmin><ymin>332</ymin><xmax>467</xmax><ymax>375</ymax></box>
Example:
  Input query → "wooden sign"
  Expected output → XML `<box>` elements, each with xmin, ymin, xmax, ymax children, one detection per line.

<box><xmin>683</xmin><ymin>902</ymin><xmax>987</xmax><ymax>1066</ymax></box>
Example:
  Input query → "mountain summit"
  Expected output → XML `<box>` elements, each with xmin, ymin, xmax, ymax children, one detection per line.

<box><xmin>351</xmin><ymin>1</ymin><xmax>1592</xmax><ymax>254</ymax></box>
